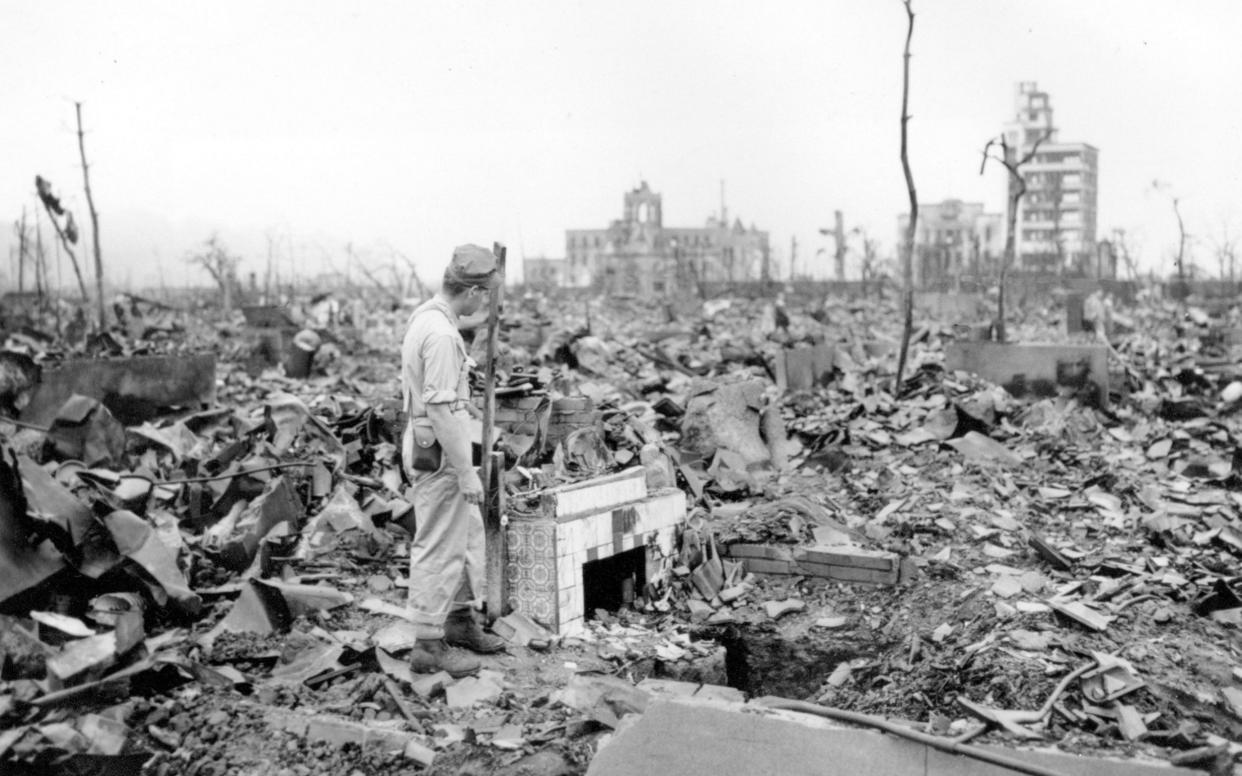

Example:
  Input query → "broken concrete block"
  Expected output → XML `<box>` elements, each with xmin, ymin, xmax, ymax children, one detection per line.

<box><xmin>991</xmin><ymin>576</ymin><xmax>1023</xmax><ymax>598</ymax></box>
<box><xmin>266</xmin><ymin>709</ymin><xmax>421</xmax><ymax>752</ymax></box>
<box><xmin>914</xmin><ymin>292</ymin><xmax>985</xmax><ymax>321</ymax></box>
<box><xmin>539</xmin><ymin>467</ymin><xmax>648</xmax><ymax>519</ymax></box>
<box><xmin>763</xmin><ymin>599</ymin><xmax>805</xmax><ymax>620</ymax></box>
<box><xmin>945</xmin><ymin>342</ymin><xmax>1109</xmax><ymax>408</ymax></box>
<box><xmin>725</xmin><ymin>544</ymin><xmax>793</xmax><ymax>561</ymax></box>
<box><xmin>797</xmin><ymin>545</ymin><xmax>897</xmax><ymax>571</ymax></box>
<box><xmin>825</xmin><ymin>663</ymin><xmax>852</xmax><ymax>687</ymax></box>
<box><xmin>446</xmin><ymin>674</ymin><xmax>503</xmax><ymax>708</ymax></box>
<box><xmin>679</xmin><ymin>379</ymin><xmax>772</xmax><ymax>467</ymax></box>
<box><xmin>403</xmin><ymin>738</ymin><xmax>437</xmax><ymax>766</ymax></box>
<box><xmin>491</xmin><ymin>612</ymin><xmax>553</xmax><ymax>647</ymax></box>
<box><xmin>21</xmin><ymin>353</ymin><xmax>217</xmax><ymax>426</ymax></box>
<box><xmin>687</xmin><ymin>600</ymin><xmax>714</xmax><ymax>623</ymax></box>
<box><xmin>556</xmin><ymin>673</ymin><xmax>650</xmax><ymax>729</ymax></box>
<box><xmin>411</xmin><ymin>670</ymin><xmax>453</xmax><ymax>699</ymax></box>
<box><xmin>46</xmin><ymin>633</ymin><xmax>117</xmax><ymax>690</ymax></box>
<box><xmin>718</xmin><ymin>585</ymin><xmax>748</xmax><ymax>604</ymax></box>
<box><xmin>741</xmin><ymin>558</ymin><xmax>796</xmax><ymax>576</ymax></box>
<box><xmin>775</xmin><ymin>344</ymin><xmax>835</xmax><ymax>392</ymax></box>
<box><xmin>794</xmin><ymin>544</ymin><xmax>900</xmax><ymax>586</ymax></box>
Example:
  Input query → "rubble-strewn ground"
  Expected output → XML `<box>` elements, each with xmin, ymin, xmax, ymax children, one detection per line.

<box><xmin>3</xmin><ymin>285</ymin><xmax>1242</xmax><ymax>775</ymax></box>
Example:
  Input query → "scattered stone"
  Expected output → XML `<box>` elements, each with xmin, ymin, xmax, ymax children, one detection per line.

<box><xmin>446</xmin><ymin>675</ymin><xmax>503</xmax><ymax>708</ymax></box>
<box><xmin>763</xmin><ymin>599</ymin><xmax>805</xmax><ymax>620</ymax></box>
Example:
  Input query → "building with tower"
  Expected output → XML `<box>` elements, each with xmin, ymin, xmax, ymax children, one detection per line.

<box><xmin>565</xmin><ymin>182</ymin><xmax>770</xmax><ymax>296</ymax></box>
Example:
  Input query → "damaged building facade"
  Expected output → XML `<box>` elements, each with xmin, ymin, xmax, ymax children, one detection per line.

<box><xmin>897</xmin><ymin>200</ymin><xmax>1005</xmax><ymax>290</ymax></box>
<box><xmin>564</xmin><ymin>182</ymin><xmax>771</xmax><ymax>296</ymax></box>
<box><xmin>1003</xmin><ymin>81</ymin><xmax>1101</xmax><ymax>276</ymax></box>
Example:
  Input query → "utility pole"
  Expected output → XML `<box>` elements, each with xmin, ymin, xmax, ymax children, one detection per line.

<box><xmin>834</xmin><ymin>210</ymin><xmax>846</xmax><ymax>281</ymax></box>
<box><xmin>17</xmin><ymin>208</ymin><xmax>28</xmax><ymax>294</ymax></box>
<box><xmin>34</xmin><ymin>210</ymin><xmax>46</xmax><ymax>299</ymax></box>
<box><xmin>76</xmin><ymin>102</ymin><xmax>106</xmax><ymax>329</ymax></box>
<box><xmin>789</xmin><ymin>235</ymin><xmax>798</xmax><ymax>282</ymax></box>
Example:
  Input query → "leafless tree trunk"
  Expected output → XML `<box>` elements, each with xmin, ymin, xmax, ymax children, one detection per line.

<box><xmin>389</xmin><ymin>246</ymin><xmax>429</xmax><ymax>298</ymax></box>
<box><xmin>187</xmin><ymin>234</ymin><xmax>241</xmax><ymax>310</ymax></box>
<box><xmin>1172</xmin><ymin>197</ymin><xmax>1186</xmax><ymax>284</ymax></box>
<box><xmin>37</xmin><ymin>199</ymin><xmax>88</xmax><ymax>303</ymax></box>
<box><xmin>76</xmin><ymin>103</ymin><xmax>106</xmax><ymax>329</ymax></box>
<box><xmin>1213</xmin><ymin>220</ymin><xmax>1237</xmax><ymax>283</ymax></box>
<box><xmin>352</xmin><ymin>257</ymin><xmax>403</xmax><ymax>307</ymax></box>
<box><xmin>894</xmin><ymin>0</ymin><xmax>918</xmax><ymax>395</ymax></box>
<box><xmin>980</xmin><ymin>130</ymin><xmax>1050</xmax><ymax>342</ymax></box>
<box><xmin>1151</xmin><ymin>181</ymin><xmax>1188</xmax><ymax>295</ymax></box>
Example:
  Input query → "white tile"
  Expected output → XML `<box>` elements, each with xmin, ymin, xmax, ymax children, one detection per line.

<box><xmin>569</xmin><ymin>584</ymin><xmax>584</xmax><ymax>620</ymax></box>
<box><xmin>557</xmin><ymin>557</ymin><xmax>575</xmax><ymax>589</ymax></box>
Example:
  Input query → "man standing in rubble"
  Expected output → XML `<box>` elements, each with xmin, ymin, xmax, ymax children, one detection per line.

<box><xmin>401</xmin><ymin>244</ymin><xmax>506</xmax><ymax>677</ymax></box>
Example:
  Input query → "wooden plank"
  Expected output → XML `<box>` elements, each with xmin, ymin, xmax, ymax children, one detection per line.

<box><xmin>481</xmin><ymin>242</ymin><xmax>507</xmax><ymax>622</ymax></box>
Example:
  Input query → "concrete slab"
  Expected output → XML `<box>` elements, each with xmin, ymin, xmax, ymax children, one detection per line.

<box><xmin>945</xmin><ymin>342</ymin><xmax>1108</xmax><ymax>408</ymax></box>
<box><xmin>21</xmin><ymin>354</ymin><xmax>217</xmax><ymax>426</ymax></box>
<box><xmin>587</xmin><ymin>700</ymin><xmax>1195</xmax><ymax>776</ymax></box>
<box><xmin>775</xmin><ymin>344</ymin><xmax>835</xmax><ymax>392</ymax></box>
<box><xmin>914</xmin><ymin>292</ymin><xmax>986</xmax><ymax>322</ymax></box>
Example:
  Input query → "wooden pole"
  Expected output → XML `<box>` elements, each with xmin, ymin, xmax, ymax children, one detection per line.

<box><xmin>75</xmin><ymin>102</ymin><xmax>106</xmax><ymax>329</ymax></box>
<box><xmin>34</xmin><ymin>210</ymin><xmax>46</xmax><ymax>300</ymax></box>
<box><xmin>17</xmin><ymin>208</ymin><xmax>27</xmax><ymax>294</ymax></box>
<box><xmin>894</xmin><ymin>0</ymin><xmax>918</xmax><ymax>394</ymax></box>
<box><xmin>480</xmin><ymin>242</ymin><xmax>507</xmax><ymax>622</ymax></box>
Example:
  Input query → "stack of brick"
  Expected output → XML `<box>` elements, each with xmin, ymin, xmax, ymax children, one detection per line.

<box><xmin>725</xmin><ymin>542</ymin><xmax>903</xmax><ymax>586</ymax></box>
<box><xmin>793</xmin><ymin>544</ymin><xmax>900</xmax><ymax>585</ymax></box>
<box><xmin>506</xmin><ymin>467</ymin><xmax>686</xmax><ymax>634</ymax></box>
<box><xmin>724</xmin><ymin>544</ymin><xmax>796</xmax><ymax>576</ymax></box>
<box><xmin>545</xmin><ymin>396</ymin><xmax>599</xmax><ymax>451</ymax></box>
<box><xmin>484</xmin><ymin>395</ymin><xmax>602</xmax><ymax>457</ymax></box>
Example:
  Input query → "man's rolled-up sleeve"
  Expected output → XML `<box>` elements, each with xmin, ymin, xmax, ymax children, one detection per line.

<box><xmin>421</xmin><ymin>332</ymin><xmax>462</xmax><ymax>405</ymax></box>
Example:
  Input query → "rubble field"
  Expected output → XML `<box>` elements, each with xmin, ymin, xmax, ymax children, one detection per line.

<box><xmin>2</xmin><ymin>285</ymin><xmax>1242</xmax><ymax>776</ymax></box>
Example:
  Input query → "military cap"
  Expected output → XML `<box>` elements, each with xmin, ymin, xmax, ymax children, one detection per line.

<box><xmin>445</xmin><ymin>244</ymin><xmax>502</xmax><ymax>288</ymax></box>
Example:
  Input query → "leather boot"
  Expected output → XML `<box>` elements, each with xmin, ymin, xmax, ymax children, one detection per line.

<box><xmin>407</xmin><ymin>638</ymin><xmax>480</xmax><ymax>678</ymax></box>
<box><xmin>444</xmin><ymin>610</ymin><xmax>507</xmax><ymax>654</ymax></box>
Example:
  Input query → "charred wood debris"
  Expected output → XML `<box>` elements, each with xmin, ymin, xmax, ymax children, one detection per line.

<box><xmin>1</xmin><ymin>286</ymin><xmax>1241</xmax><ymax>776</ymax></box>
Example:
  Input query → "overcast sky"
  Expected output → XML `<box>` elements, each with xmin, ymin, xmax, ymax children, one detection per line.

<box><xmin>2</xmin><ymin>0</ymin><xmax>1240</xmax><ymax>290</ymax></box>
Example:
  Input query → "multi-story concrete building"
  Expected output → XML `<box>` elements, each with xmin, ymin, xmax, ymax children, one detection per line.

<box><xmin>565</xmin><ymin>182</ymin><xmax>770</xmax><ymax>296</ymax></box>
<box><xmin>522</xmin><ymin>256</ymin><xmax>567</xmax><ymax>288</ymax></box>
<box><xmin>897</xmin><ymin>199</ymin><xmax>1004</xmax><ymax>289</ymax></box>
<box><xmin>1001</xmin><ymin>82</ymin><xmax>1099</xmax><ymax>275</ymax></box>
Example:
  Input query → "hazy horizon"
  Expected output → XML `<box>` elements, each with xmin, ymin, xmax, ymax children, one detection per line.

<box><xmin>3</xmin><ymin>1</ymin><xmax>1240</xmax><ymax>293</ymax></box>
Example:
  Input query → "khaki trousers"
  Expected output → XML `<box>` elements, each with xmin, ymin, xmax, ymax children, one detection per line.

<box><xmin>406</xmin><ymin>463</ymin><xmax>486</xmax><ymax>638</ymax></box>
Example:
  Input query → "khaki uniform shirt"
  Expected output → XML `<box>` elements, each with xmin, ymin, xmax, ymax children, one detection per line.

<box><xmin>401</xmin><ymin>296</ymin><xmax>473</xmax><ymax>459</ymax></box>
